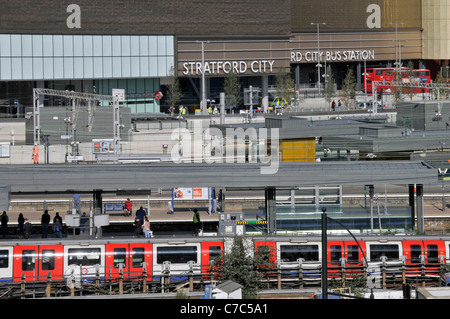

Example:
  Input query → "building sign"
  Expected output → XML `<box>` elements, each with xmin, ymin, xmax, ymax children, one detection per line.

<box><xmin>291</xmin><ymin>49</ymin><xmax>375</xmax><ymax>63</ymax></box>
<box><xmin>182</xmin><ymin>60</ymin><xmax>276</xmax><ymax>76</ymax></box>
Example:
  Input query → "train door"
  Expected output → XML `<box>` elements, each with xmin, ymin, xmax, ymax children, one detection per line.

<box><xmin>254</xmin><ymin>241</ymin><xmax>277</xmax><ymax>264</ymax></box>
<box><xmin>201</xmin><ymin>241</ymin><xmax>223</xmax><ymax>274</ymax></box>
<box><xmin>0</xmin><ymin>247</ymin><xmax>13</xmax><ymax>281</ymax></box>
<box><xmin>105</xmin><ymin>243</ymin><xmax>152</xmax><ymax>279</ymax></box>
<box><xmin>13</xmin><ymin>245</ymin><xmax>63</xmax><ymax>282</ymax></box>
<box><xmin>402</xmin><ymin>240</ymin><xmax>424</xmax><ymax>264</ymax></box>
<box><xmin>38</xmin><ymin>245</ymin><xmax>64</xmax><ymax>281</ymax></box>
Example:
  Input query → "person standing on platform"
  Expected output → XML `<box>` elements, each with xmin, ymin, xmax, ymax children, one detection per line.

<box><xmin>32</xmin><ymin>144</ymin><xmax>39</xmax><ymax>164</ymax></box>
<box><xmin>41</xmin><ymin>210</ymin><xmax>50</xmax><ymax>238</ymax></box>
<box><xmin>193</xmin><ymin>209</ymin><xmax>201</xmax><ymax>236</ymax></box>
<box><xmin>133</xmin><ymin>217</ymin><xmax>143</xmax><ymax>237</ymax></box>
<box><xmin>136</xmin><ymin>206</ymin><xmax>147</xmax><ymax>223</ymax></box>
<box><xmin>23</xmin><ymin>218</ymin><xmax>32</xmax><ymax>239</ymax></box>
<box><xmin>1</xmin><ymin>211</ymin><xmax>8</xmax><ymax>238</ymax></box>
<box><xmin>17</xmin><ymin>213</ymin><xmax>25</xmax><ymax>237</ymax></box>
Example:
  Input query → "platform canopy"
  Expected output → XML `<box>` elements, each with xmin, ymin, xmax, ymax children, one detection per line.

<box><xmin>0</xmin><ymin>161</ymin><xmax>438</xmax><ymax>194</ymax></box>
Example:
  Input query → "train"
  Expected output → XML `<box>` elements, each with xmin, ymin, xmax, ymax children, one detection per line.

<box><xmin>0</xmin><ymin>234</ymin><xmax>449</xmax><ymax>284</ymax></box>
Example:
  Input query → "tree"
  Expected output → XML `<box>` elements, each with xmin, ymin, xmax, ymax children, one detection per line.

<box><xmin>341</xmin><ymin>68</ymin><xmax>357</xmax><ymax>109</ymax></box>
<box><xmin>324</xmin><ymin>67</ymin><xmax>335</xmax><ymax>105</ymax></box>
<box><xmin>166</xmin><ymin>66</ymin><xmax>183</xmax><ymax>115</ymax></box>
<box><xmin>224</xmin><ymin>71</ymin><xmax>241</xmax><ymax>109</ymax></box>
<box><xmin>275</xmin><ymin>67</ymin><xmax>296</xmax><ymax>111</ymax></box>
<box><xmin>212</xmin><ymin>236</ymin><xmax>275</xmax><ymax>298</ymax></box>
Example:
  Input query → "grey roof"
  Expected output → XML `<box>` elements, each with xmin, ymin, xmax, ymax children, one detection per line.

<box><xmin>212</xmin><ymin>280</ymin><xmax>242</xmax><ymax>294</ymax></box>
<box><xmin>0</xmin><ymin>161</ymin><xmax>438</xmax><ymax>194</ymax></box>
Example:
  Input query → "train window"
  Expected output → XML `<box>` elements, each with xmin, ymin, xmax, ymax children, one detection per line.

<box><xmin>22</xmin><ymin>250</ymin><xmax>35</xmax><ymax>271</ymax></box>
<box><xmin>68</xmin><ymin>248</ymin><xmax>101</xmax><ymax>266</ymax></box>
<box><xmin>131</xmin><ymin>248</ymin><xmax>145</xmax><ymax>268</ymax></box>
<box><xmin>113</xmin><ymin>248</ymin><xmax>127</xmax><ymax>268</ymax></box>
<box><xmin>330</xmin><ymin>245</ymin><xmax>342</xmax><ymax>264</ymax></box>
<box><xmin>280</xmin><ymin>245</ymin><xmax>319</xmax><ymax>262</ymax></box>
<box><xmin>427</xmin><ymin>245</ymin><xmax>438</xmax><ymax>263</ymax></box>
<box><xmin>369</xmin><ymin>244</ymin><xmax>399</xmax><ymax>261</ymax></box>
<box><xmin>410</xmin><ymin>245</ymin><xmax>422</xmax><ymax>263</ymax></box>
<box><xmin>156</xmin><ymin>246</ymin><xmax>197</xmax><ymax>264</ymax></box>
<box><xmin>41</xmin><ymin>249</ymin><xmax>55</xmax><ymax>271</ymax></box>
<box><xmin>0</xmin><ymin>250</ymin><xmax>9</xmax><ymax>268</ymax></box>
<box><xmin>347</xmin><ymin>245</ymin><xmax>360</xmax><ymax>265</ymax></box>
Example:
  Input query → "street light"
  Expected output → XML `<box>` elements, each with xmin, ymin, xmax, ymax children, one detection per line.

<box><xmin>311</xmin><ymin>22</ymin><xmax>326</xmax><ymax>96</ymax></box>
<box><xmin>197</xmin><ymin>40</ymin><xmax>210</xmax><ymax>115</ymax></box>
<box><xmin>389</xmin><ymin>22</ymin><xmax>404</xmax><ymax>71</ymax></box>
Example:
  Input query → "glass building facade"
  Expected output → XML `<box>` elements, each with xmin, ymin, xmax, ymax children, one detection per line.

<box><xmin>0</xmin><ymin>34</ymin><xmax>174</xmax><ymax>113</ymax></box>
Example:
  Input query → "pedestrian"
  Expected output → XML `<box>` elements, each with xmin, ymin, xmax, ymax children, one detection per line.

<box><xmin>331</xmin><ymin>100</ymin><xmax>336</xmax><ymax>111</ymax></box>
<box><xmin>17</xmin><ymin>213</ymin><xmax>25</xmax><ymax>236</ymax></box>
<box><xmin>53</xmin><ymin>212</ymin><xmax>62</xmax><ymax>225</ymax></box>
<box><xmin>142</xmin><ymin>216</ymin><xmax>153</xmax><ymax>238</ymax></box>
<box><xmin>41</xmin><ymin>209</ymin><xmax>50</xmax><ymax>238</ymax></box>
<box><xmin>133</xmin><ymin>216</ymin><xmax>143</xmax><ymax>237</ymax></box>
<box><xmin>338</xmin><ymin>100</ymin><xmax>342</xmax><ymax>111</ymax></box>
<box><xmin>52</xmin><ymin>219</ymin><xmax>62</xmax><ymax>238</ymax></box>
<box><xmin>193</xmin><ymin>208</ymin><xmax>201</xmax><ymax>236</ymax></box>
<box><xmin>1</xmin><ymin>211</ymin><xmax>8</xmax><ymax>239</ymax></box>
<box><xmin>80</xmin><ymin>212</ymin><xmax>89</xmax><ymax>234</ymax></box>
<box><xmin>136</xmin><ymin>206</ymin><xmax>147</xmax><ymax>222</ymax></box>
<box><xmin>23</xmin><ymin>218</ymin><xmax>32</xmax><ymax>239</ymax></box>
<box><xmin>123</xmin><ymin>198</ymin><xmax>133</xmax><ymax>216</ymax></box>
<box><xmin>32</xmin><ymin>144</ymin><xmax>39</xmax><ymax>164</ymax></box>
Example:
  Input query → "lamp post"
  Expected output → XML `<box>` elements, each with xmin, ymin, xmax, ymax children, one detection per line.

<box><xmin>389</xmin><ymin>22</ymin><xmax>404</xmax><ymax>71</ymax></box>
<box><xmin>311</xmin><ymin>22</ymin><xmax>326</xmax><ymax>97</ymax></box>
<box><xmin>197</xmin><ymin>40</ymin><xmax>210</xmax><ymax>115</ymax></box>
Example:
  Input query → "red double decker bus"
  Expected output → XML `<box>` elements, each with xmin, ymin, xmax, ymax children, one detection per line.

<box><xmin>364</xmin><ymin>67</ymin><xmax>431</xmax><ymax>94</ymax></box>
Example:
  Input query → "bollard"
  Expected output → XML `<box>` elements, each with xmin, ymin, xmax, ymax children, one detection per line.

<box><xmin>297</xmin><ymin>258</ymin><xmax>304</xmax><ymax>289</ymax></box>
<box><xmin>21</xmin><ymin>273</ymin><xmax>25</xmax><ymax>299</ymax></box>
<box><xmin>142</xmin><ymin>262</ymin><xmax>148</xmax><ymax>293</ymax></box>
<box><xmin>119</xmin><ymin>264</ymin><xmax>124</xmax><ymax>294</ymax></box>
<box><xmin>188</xmin><ymin>261</ymin><xmax>194</xmax><ymax>292</ymax></box>
<box><xmin>381</xmin><ymin>256</ymin><xmax>387</xmax><ymax>290</ymax></box>
<box><xmin>277</xmin><ymin>260</ymin><xmax>281</xmax><ymax>289</ymax></box>
<box><xmin>46</xmin><ymin>272</ymin><xmax>51</xmax><ymax>298</ymax></box>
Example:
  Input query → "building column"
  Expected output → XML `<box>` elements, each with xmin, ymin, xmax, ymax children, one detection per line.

<box><xmin>416</xmin><ymin>184</ymin><xmax>425</xmax><ymax>233</ymax></box>
<box><xmin>357</xmin><ymin>63</ymin><xmax>362</xmax><ymax>91</ymax></box>
<box><xmin>262</xmin><ymin>75</ymin><xmax>269</xmax><ymax>113</ymax></box>
<box><xmin>265</xmin><ymin>187</ymin><xmax>276</xmax><ymax>234</ymax></box>
<box><xmin>408</xmin><ymin>184</ymin><xmax>415</xmax><ymax>232</ymax></box>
